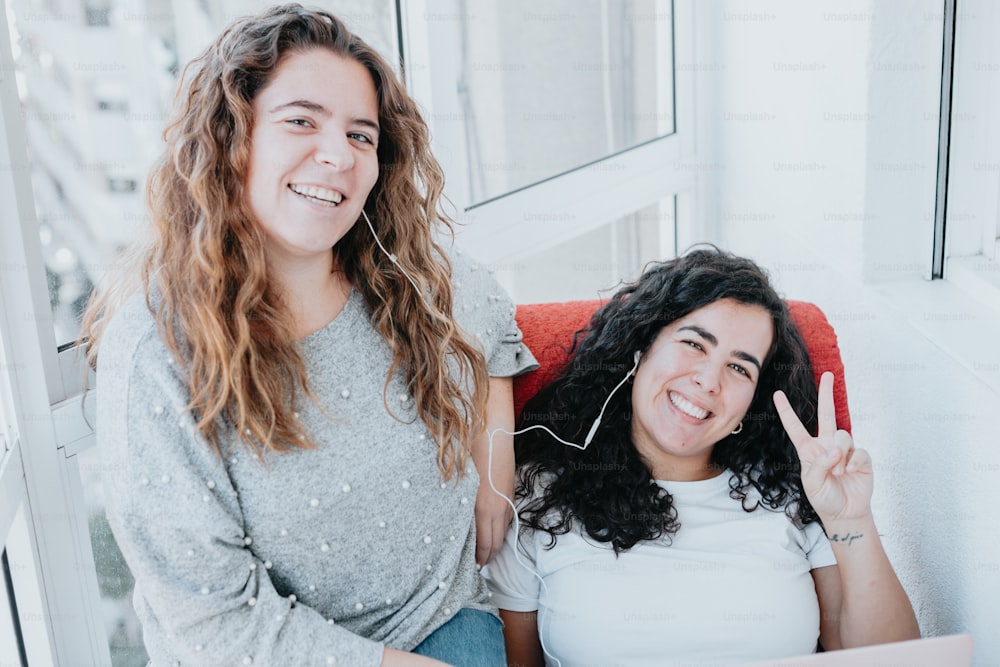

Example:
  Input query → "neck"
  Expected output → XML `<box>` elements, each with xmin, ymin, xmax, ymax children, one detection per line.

<box><xmin>270</xmin><ymin>251</ymin><xmax>352</xmax><ymax>339</ymax></box>
<box><xmin>655</xmin><ymin>462</ymin><xmax>725</xmax><ymax>482</ymax></box>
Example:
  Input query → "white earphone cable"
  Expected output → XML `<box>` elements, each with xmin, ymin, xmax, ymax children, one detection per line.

<box><xmin>483</xmin><ymin>353</ymin><xmax>640</xmax><ymax>666</ymax></box>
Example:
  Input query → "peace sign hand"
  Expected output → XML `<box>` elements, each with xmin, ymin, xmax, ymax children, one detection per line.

<box><xmin>773</xmin><ymin>372</ymin><xmax>874</xmax><ymax>523</ymax></box>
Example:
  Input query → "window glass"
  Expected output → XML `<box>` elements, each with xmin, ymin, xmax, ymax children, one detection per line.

<box><xmin>5</xmin><ymin>0</ymin><xmax>398</xmax><ymax>347</ymax></box>
<box><xmin>455</xmin><ymin>0</ymin><xmax>675</xmax><ymax>203</ymax></box>
<box><xmin>77</xmin><ymin>443</ymin><xmax>146</xmax><ymax>666</ymax></box>
<box><xmin>1</xmin><ymin>505</ymin><xmax>50</xmax><ymax>666</ymax></box>
<box><xmin>499</xmin><ymin>197</ymin><xmax>676</xmax><ymax>304</ymax></box>
<box><xmin>1</xmin><ymin>550</ymin><xmax>26</xmax><ymax>667</ymax></box>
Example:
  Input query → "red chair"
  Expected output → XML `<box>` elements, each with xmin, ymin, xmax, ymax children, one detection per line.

<box><xmin>512</xmin><ymin>300</ymin><xmax>851</xmax><ymax>431</ymax></box>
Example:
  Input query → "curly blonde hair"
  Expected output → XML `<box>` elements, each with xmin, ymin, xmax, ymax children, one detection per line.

<box><xmin>83</xmin><ymin>4</ymin><xmax>488</xmax><ymax>480</ymax></box>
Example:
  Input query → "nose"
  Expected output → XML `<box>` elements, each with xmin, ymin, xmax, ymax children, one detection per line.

<box><xmin>314</xmin><ymin>132</ymin><xmax>354</xmax><ymax>171</ymax></box>
<box><xmin>693</xmin><ymin>363</ymin><xmax>722</xmax><ymax>394</ymax></box>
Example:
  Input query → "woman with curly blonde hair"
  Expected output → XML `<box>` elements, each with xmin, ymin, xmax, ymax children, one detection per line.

<box><xmin>84</xmin><ymin>5</ymin><xmax>536</xmax><ymax>666</ymax></box>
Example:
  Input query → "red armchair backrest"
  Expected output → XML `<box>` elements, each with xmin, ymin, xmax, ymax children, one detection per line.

<box><xmin>512</xmin><ymin>300</ymin><xmax>851</xmax><ymax>432</ymax></box>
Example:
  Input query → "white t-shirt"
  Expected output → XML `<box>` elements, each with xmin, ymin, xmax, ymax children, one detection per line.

<box><xmin>484</xmin><ymin>471</ymin><xmax>837</xmax><ymax>667</ymax></box>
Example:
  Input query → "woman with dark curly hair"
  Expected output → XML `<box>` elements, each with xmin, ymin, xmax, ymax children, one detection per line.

<box><xmin>485</xmin><ymin>248</ymin><xmax>918</xmax><ymax>666</ymax></box>
<box><xmin>84</xmin><ymin>5</ymin><xmax>536</xmax><ymax>666</ymax></box>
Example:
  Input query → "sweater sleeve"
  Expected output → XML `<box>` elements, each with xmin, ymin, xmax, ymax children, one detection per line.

<box><xmin>97</xmin><ymin>308</ymin><xmax>384</xmax><ymax>667</ymax></box>
<box><xmin>448</xmin><ymin>246</ymin><xmax>539</xmax><ymax>379</ymax></box>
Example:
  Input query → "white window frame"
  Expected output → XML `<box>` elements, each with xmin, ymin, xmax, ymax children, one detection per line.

<box><xmin>833</xmin><ymin>0</ymin><xmax>1000</xmax><ymax>397</ymax></box>
<box><xmin>943</xmin><ymin>0</ymin><xmax>1000</xmax><ymax>305</ymax></box>
<box><xmin>1</xmin><ymin>6</ymin><xmax>110</xmax><ymax>662</ymax></box>
<box><xmin>398</xmin><ymin>0</ymin><xmax>697</xmax><ymax>266</ymax></box>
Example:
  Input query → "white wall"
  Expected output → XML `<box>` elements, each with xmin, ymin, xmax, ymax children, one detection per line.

<box><xmin>693</xmin><ymin>1</ymin><xmax>1000</xmax><ymax>663</ymax></box>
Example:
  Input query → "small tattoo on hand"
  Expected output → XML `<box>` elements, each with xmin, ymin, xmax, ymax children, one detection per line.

<box><xmin>828</xmin><ymin>532</ymin><xmax>863</xmax><ymax>545</ymax></box>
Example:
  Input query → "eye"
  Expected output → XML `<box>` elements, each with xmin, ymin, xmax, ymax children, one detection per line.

<box><xmin>349</xmin><ymin>132</ymin><xmax>375</xmax><ymax>145</ymax></box>
<box><xmin>286</xmin><ymin>118</ymin><xmax>314</xmax><ymax>128</ymax></box>
<box><xmin>683</xmin><ymin>340</ymin><xmax>704</xmax><ymax>351</ymax></box>
<box><xmin>729</xmin><ymin>363</ymin><xmax>751</xmax><ymax>379</ymax></box>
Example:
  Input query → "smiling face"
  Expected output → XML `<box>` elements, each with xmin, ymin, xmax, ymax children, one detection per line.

<box><xmin>245</xmin><ymin>48</ymin><xmax>380</xmax><ymax>269</ymax></box>
<box><xmin>630</xmin><ymin>298</ymin><xmax>774</xmax><ymax>481</ymax></box>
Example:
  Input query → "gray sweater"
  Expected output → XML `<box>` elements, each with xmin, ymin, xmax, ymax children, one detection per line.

<box><xmin>97</xmin><ymin>249</ymin><xmax>538</xmax><ymax>666</ymax></box>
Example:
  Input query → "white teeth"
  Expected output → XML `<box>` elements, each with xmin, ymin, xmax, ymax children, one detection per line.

<box><xmin>669</xmin><ymin>392</ymin><xmax>709</xmax><ymax>420</ymax></box>
<box><xmin>290</xmin><ymin>184</ymin><xmax>344</xmax><ymax>205</ymax></box>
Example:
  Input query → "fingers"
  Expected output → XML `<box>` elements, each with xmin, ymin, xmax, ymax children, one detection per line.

<box><xmin>775</xmin><ymin>372</ymin><xmax>839</xmax><ymax>450</ymax></box>
<box><xmin>475</xmin><ymin>521</ymin><xmax>492</xmax><ymax>567</ymax></box>
<box><xmin>844</xmin><ymin>446</ymin><xmax>872</xmax><ymax>475</ymax></box>
<box><xmin>773</xmin><ymin>389</ymin><xmax>812</xmax><ymax>448</ymax></box>
<box><xmin>828</xmin><ymin>429</ymin><xmax>854</xmax><ymax>475</ymax></box>
<box><xmin>799</xmin><ymin>444</ymin><xmax>840</xmax><ymax>491</ymax></box>
<box><xmin>817</xmin><ymin>371</ymin><xmax>837</xmax><ymax>438</ymax></box>
<box><xmin>807</xmin><ymin>430</ymin><xmax>858</xmax><ymax>477</ymax></box>
<box><xmin>475</xmin><ymin>512</ymin><xmax>511</xmax><ymax>567</ymax></box>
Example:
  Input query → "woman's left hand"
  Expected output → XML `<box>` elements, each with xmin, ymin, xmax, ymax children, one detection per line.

<box><xmin>773</xmin><ymin>371</ymin><xmax>874</xmax><ymax>522</ymax></box>
<box><xmin>475</xmin><ymin>473</ymin><xmax>514</xmax><ymax>567</ymax></box>
<box><xmin>471</xmin><ymin>377</ymin><xmax>517</xmax><ymax>567</ymax></box>
<box><xmin>777</xmin><ymin>375</ymin><xmax>920</xmax><ymax>648</ymax></box>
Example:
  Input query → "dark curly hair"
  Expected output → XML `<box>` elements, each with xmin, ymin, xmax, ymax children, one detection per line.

<box><xmin>515</xmin><ymin>247</ymin><xmax>820</xmax><ymax>554</ymax></box>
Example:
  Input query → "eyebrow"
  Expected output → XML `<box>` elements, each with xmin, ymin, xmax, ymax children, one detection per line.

<box><xmin>267</xmin><ymin>99</ymin><xmax>380</xmax><ymax>134</ymax></box>
<box><xmin>678</xmin><ymin>325</ymin><xmax>763</xmax><ymax>371</ymax></box>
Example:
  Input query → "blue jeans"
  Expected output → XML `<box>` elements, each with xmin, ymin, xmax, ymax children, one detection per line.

<box><xmin>412</xmin><ymin>608</ymin><xmax>507</xmax><ymax>666</ymax></box>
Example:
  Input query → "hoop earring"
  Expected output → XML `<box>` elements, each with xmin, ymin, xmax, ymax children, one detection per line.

<box><xmin>731</xmin><ymin>421</ymin><xmax>743</xmax><ymax>435</ymax></box>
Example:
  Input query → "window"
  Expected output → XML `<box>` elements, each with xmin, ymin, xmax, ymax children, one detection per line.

<box><xmin>945</xmin><ymin>0</ymin><xmax>1000</xmax><ymax>301</ymax></box>
<box><xmin>451</xmin><ymin>1</ymin><xmax>675</xmax><ymax>204</ymax></box>
<box><xmin>401</xmin><ymin>0</ymin><xmax>694</xmax><ymax>301</ymax></box>
<box><xmin>496</xmin><ymin>197</ymin><xmax>678</xmax><ymax>303</ymax></box>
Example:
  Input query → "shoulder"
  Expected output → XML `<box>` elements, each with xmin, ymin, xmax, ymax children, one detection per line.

<box><xmin>441</xmin><ymin>244</ymin><xmax>512</xmax><ymax>336</ymax></box>
<box><xmin>441</xmin><ymin>244</ymin><xmax>508</xmax><ymax>305</ymax></box>
<box><xmin>438</xmin><ymin>243</ymin><xmax>539</xmax><ymax>375</ymax></box>
<box><xmin>96</xmin><ymin>291</ymin><xmax>187</xmax><ymax>414</ymax></box>
<box><xmin>98</xmin><ymin>292</ymin><xmax>164</xmax><ymax>375</ymax></box>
